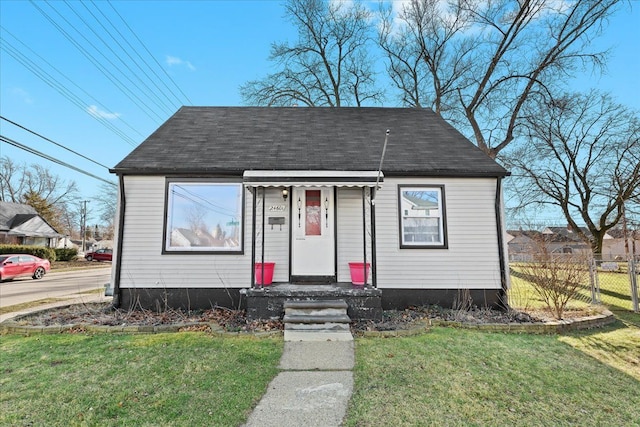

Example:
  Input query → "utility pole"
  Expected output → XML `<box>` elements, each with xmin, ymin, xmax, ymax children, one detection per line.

<box><xmin>81</xmin><ymin>200</ymin><xmax>90</xmax><ymax>253</ymax></box>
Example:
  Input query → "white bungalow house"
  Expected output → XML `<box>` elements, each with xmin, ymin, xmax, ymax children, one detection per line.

<box><xmin>109</xmin><ymin>107</ymin><xmax>510</xmax><ymax>319</ymax></box>
<box><xmin>0</xmin><ymin>201</ymin><xmax>62</xmax><ymax>247</ymax></box>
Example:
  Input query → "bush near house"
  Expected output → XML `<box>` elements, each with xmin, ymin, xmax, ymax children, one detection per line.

<box><xmin>53</xmin><ymin>248</ymin><xmax>78</xmax><ymax>261</ymax></box>
<box><xmin>0</xmin><ymin>245</ymin><xmax>56</xmax><ymax>261</ymax></box>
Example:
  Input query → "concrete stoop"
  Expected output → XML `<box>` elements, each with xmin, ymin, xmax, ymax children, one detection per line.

<box><xmin>244</xmin><ymin>283</ymin><xmax>383</xmax><ymax>321</ymax></box>
<box><xmin>283</xmin><ymin>299</ymin><xmax>353</xmax><ymax>342</ymax></box>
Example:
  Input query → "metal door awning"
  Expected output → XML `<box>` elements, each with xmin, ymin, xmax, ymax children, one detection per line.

<box><xmin>243</xmin><ymin>170</ymin><xmax>383</xmax><ymax>187</ymax></box>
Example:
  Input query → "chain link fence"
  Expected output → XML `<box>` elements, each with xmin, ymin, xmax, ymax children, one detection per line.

<box><xmin>509</xmin><ymin>256</ymin><xmax>639</xmax><ymax>313</ymax></box>
<box><xmin>589</xmin><ymin>257</ymin><xmax>639</xmax><ymax>312</ymax></box>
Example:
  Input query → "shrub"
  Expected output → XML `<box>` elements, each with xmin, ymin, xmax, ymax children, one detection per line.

<box><xmin>0</xmin><ymin>245</ymin><xmax>57</xmax><ymax>261</ymax></box>
<box><xmin>517</xmin><ymin>243</ymin><xmax>590</xmax><ymax>319</ymax></box>
<box><xmin>54</xmin><ymin>248</ymin><xmax>78</xmax><ymax>261</ymax></box>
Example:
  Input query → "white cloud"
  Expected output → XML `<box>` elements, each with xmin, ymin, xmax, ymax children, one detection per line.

<box><xmin>166</xmin><ymin>55</ymin><xmax>196</xmax><ymax>71</ymax></box>
<box><xmin>87</xmin><ymin>105</ymin><xmax>120</xmax><ymax>120</ymax></box>
<box><xmin>12</xmin><ymin>87</ymin><xmax>33</xmax><ymax>104</ymax></box>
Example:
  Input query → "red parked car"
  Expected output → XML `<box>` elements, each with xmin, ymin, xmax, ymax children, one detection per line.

<box><xmin>85</xmin><ymin>248</ymin><xmax>113</xmax><ymax>262</ymax></box>
<box><xmin>0</xmin><ymin>254</ymin><xmax>51</xmax><ymax>281</ymax></box>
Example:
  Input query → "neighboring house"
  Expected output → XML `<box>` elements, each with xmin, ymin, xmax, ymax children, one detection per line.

<box><xmin>109</xmin><ymin>107</ymin><xmax>510</xmax><ymax>319</ymax></box>
<box><xmin>93</xmin><ymin>239</ymin><xmax>114</xmax><ymax>250</ymax></box>
<box><xmin>505</xmin><ymin>230</ymin><xmax>542</xmax><ymax>262</ymax></box>
<box><xmin>0</xmin><ymin>201</ymin><xmax>62</xmax><ymax>247</ymax></box>
<box><xmin>506</xmin><ymin>227</ymin><xmax>592</xmax><ymax>261</ymax></box>
<box><xmin>541</xmin><ymin>226</ymin><xmax>592</xmax><ymax>255</ymax></box>
<box><xmin>56</xmin><ymin>236</ymin><xmax>78</xmax><ymax>249</ymax></box>
<box><xmin>507</xmin><ymin>226</ymin><xmax>640</xmax><ymax>261</ymax></box>
<box><xmin>602</xmin><ymin>228</ymin><xmax>640</xmax><ymax>260</ymax></box>
<box><xmin>170</xmin><ymin>228</ymin><xmax>212</xmax><ymax>248</ymax></box>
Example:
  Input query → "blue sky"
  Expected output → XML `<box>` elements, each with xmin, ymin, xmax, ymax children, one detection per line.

<box><xmin>1</xmin><ymin>0</ymin><xmax>639</xmax><ymax>225</ymax></box>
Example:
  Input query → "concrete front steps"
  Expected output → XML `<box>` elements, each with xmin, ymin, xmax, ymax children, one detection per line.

<box><xmin>283</xmin><ymin>300</ymin><xmax>353</xmax><ymax>342</ymax></box>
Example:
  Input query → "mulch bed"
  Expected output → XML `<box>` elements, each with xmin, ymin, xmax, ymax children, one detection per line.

<box><xmin>14</xmin><ymin>303</ymin><xmax>282</xmax><ymax>333</ymax></box>
<box><xmin>10</xmin><ymin>303</ymin><xmax>599</xmax><ymax>333</ymax></box>
<box><xmin>350</xmin><ymin>305</ymin><xmax>538</xmax><ymax>333</ymax></box>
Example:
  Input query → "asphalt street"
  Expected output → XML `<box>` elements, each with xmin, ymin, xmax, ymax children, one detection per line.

<box><xmin>0</xmin><ymin>267</ymin><xmax>111</xmax><ymax>308</ymax></box>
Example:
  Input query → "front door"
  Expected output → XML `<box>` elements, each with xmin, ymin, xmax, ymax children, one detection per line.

<box><xmin>291</xmin><ymin>187</ymin><xmax>335</xmax><ymax>278</ymax></box>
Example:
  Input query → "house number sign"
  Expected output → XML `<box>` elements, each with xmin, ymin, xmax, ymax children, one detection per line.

<box><xmin>268</xmin><ymin>205</ymin><xmax>286</xmax><ymax>212</ymax></box>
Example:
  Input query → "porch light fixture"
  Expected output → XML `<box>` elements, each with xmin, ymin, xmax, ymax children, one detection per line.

<box><xmin>282</xmin><ymin>188</ymin><xmax>289</xmax><ymax>201</ymax></box>
<box><xmin>325</xmin><ymin>197</ymin><xmax>329</xmax><ymax>227</ymax></box>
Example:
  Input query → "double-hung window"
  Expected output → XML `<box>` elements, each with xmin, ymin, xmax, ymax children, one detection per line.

<box><xmin>398</xmin><ymin>185</ymin><xmax>447</xmax><ymax>249</ymax></box>
<box><xmin>163</xmin><ymin>180</ymin><xmax>244</xmax><ymax>254</ymax></box>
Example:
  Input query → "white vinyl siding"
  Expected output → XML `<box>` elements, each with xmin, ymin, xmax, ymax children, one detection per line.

<box><xmin>116</xmin><ymin>175</ymin><xmax>503</xmax><ymax>291</ymax></box>
<box><xmin>254</xmin><ymin>188</ymin><xmax>290</xmax><ymax>282</ymax></box>
<box><xmin>336</xmin><ymin>187</ymin><xmax>372</xmax><ymax>284</ymax></box>
<box><xmin>374</xmin><ymin>177</ymin><xmax>502</xmax><ymax>290</ymax></box>
<box><xmin>118</xmin><ymin>176</ymin><xmax>252</xmax><ymax>289</ymax></box>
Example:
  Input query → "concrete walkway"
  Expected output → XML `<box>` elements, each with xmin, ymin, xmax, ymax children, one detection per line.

<box><xmin>242</xmin><ymin>332</ymin><xmax>355</xmax><ymax>427</ymax></box>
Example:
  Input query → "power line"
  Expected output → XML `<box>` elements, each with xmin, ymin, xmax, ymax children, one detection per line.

<box><xmin>3</xmin><ymin>0</ymin><xmax>192</xmax><ymax>153</ymax></box>
<box><xmin>0</xmin><ymin>135</ymin><xmax>117</xmax><ymax>187</ymax></box>
<box><xmin>0</xmin><ymin>27</ymin><xmax>140</xmax><ymax>146</ymax></box>
<box><xmin>65</xmin><ymin>0</ymin><xmax>176</xmax><ymax>115</ymax></box>
<box><xmin>0</xmin><ymin>116</ymin><xmax>111</xmax><ymax>170</ymax></box>
<box><xmin>173</xmin><ymin>185</ymin><xmax>237</xmax><ymax>217</ymax></box>
<box><xmin>30</xmin><ymin>0</ymin><xmax>166</xmax><ymax>124</ymax></box>
<box><xmin>83</xmin><ymin>0</ymin><xmax>185</xmax><ymax>109</ymax></box>
<box><xmin>106</xmin><ymin>0</ymin><xmax>192</xmax><ymax>105</ymax></box>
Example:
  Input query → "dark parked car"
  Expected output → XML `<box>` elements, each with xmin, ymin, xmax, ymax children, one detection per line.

<box><xmin>85</xmin><ymin>248</ymin><xmax>113</xmax><ymax>262</ymax></box>
<box><xmin>0</xmin><ymin>254</ymin><xmax>51</xmax><ymax>281</ymax></box>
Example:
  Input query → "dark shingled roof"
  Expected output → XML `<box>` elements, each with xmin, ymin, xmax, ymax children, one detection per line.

<box><xmin>111</xmin><ymin>107</ymin><xmax>509</xmax><ymax>177</ymax></box>
<box><xmin>0</xmin><ymin>201</ymin><xmax>37</xmax><ymax>231</ymax></box>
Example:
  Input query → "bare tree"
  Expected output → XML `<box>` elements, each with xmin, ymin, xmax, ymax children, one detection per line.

<box><xmin>186</xmin><ymin>204</ymin><xmax>207</xmax><ymax>233</ymax></box>
<box><xmin>240</xmin><ymin>0</ymin><xmax>383</xmax><ymax>107</ymax></box>
<box><xmin>511</xmin><ymin>91</ymin><xmax>640</xmax><ymax>256</ymax></box>
<box><xmin>0</xmin><ymin>156</ymin><xmax>80</xmax><ymax>235</ymax></box>
<box><xmin>93</xmin><ymin>182</ymin><xmax>118</xmax><ymax>239</ymax></box>
<box><xmin>378</xmin><ymin>0</ymin><xmax>475</xmax><ymax>112</ymax></box>
<box><xmin>0</xmin><ymin>157</ymin><xmax>28</xmax><ymax>202</ymax></box>
<box><xmin>380</xmin><ymin>0</ymin><xmax>621</xmax><ymax>159</ymax></box>
<box><xmin>1</xmin><ymin>157</ymin><xmax>78</xmax><ymax>204</ymax></box>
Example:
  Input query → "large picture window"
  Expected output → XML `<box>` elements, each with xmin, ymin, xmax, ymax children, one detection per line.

<box><xmin>398</xmin><ymin>185</ymin><xmax>447</xmax><ymax>249</ymax></box>
<box><xmin>164</xmin><ymin>180</ymin><xmax>243</xmax><ymax>253</ymax></box>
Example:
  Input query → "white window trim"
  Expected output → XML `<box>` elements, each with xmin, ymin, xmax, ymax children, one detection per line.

<box><xmin>398</xmin><ymin>184</ymin><xmax>448</xmax><ymax>249</ymax></box>
<box><xmin>163</xmin><ymin>179</ymin><xmax>244</xmax><ymax>254</ymax></box>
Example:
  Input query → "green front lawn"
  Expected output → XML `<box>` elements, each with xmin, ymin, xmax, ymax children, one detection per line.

<box><xmin>0</xmin><ymin>333</ymin><xmax>282</xmax><ymax>426</ymax></box>
<box><xmin>3</xmin><ymin>273</ymin><xmax>639</xmax><ymax>427</ymax></box>
<box><xmin>346</xmin><ymin>326</ymin><xmax>640</xmax><ymax>426</ymax></box>
<box><xmin>4</xmin><ymin>328</ymin><xmax>637</xmax><ymax>427</ymax></box>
